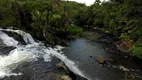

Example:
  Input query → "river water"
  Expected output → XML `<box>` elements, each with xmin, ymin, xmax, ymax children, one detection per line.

<box><xmin>0</xmin><ymin>28</ymin><xmax>142</xmax><ymax>80</ymax></box>
<box><xmin>63</xmin><ymin>38</ymin><xmax>142</xmax><ymax>80</ymax></box>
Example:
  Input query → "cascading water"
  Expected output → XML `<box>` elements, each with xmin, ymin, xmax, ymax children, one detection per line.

<box><xmin>0</xmin><ymin>28</ymin><xmax>88</xmax><ymax>79</ymax></box>
<box><xmin>0</xmin><ymin>29</ymin><xmax>36</xmax><ymax>44</ymax></box>
<box><xmin>0</xmin><ymin>31</ymin><xmax>18</xmax><ymax>47</ymax></box>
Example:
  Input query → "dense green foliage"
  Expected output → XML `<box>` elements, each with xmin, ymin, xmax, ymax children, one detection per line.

<box><xmin>130</xmin><ymin>39</ymin><xmax>142</xmax><ymax>59</ymax></box>
<box><xmin>0</xmin><ymin>0</ymin><xmax>142</xmax><ymax>58</ymax></box>
<box><xmin>0</xmin><ymin>0</ymin><xmax>83</xmax><ymax>45</ymax></box>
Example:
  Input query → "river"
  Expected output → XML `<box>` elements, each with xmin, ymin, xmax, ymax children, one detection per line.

<box><xmin>0</xmin><ymin>28</ymin><xmax>142</xmax><ymax>80</ymax></box>
<box><xmin>63</xmin><ymin>38</ymin><xmax>142</xmax><ymax>80</ymax></box>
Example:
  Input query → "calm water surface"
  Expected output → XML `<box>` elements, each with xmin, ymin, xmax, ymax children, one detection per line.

<box><xmin>64</xmin><ymin>38</ymin><xmax>142</xmax><ymax>80</ymax></box>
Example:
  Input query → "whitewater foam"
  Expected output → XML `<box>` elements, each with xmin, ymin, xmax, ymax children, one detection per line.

<box><xmin>0</xmin><ymin>31</ymin><xmax>18</xmax><ymax>47</ymax></box>
<box><xmin>0</xmin><ymin>29</ymin><xmax>36</xmax><ymax>44</ymax></box>
<box><xmin>44</xmin><ymin>47</ymin><xmax>86</xmax><ymax>78</ymax></box>
<box><xmin>0</xmin><ymin>72</ymin><xmax>22</xmax><ymax>78</ymax></box>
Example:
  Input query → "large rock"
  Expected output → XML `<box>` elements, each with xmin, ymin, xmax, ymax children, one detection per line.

<box><xmin>1</xmin><ymin>58</ymin><xmax>86</xmax><ymax>80</ymax></box>
<box><xmin>116</xmin><ymin>40</ymin><xmax>133</xmax><ymax>52</ymax></box>
<box><xmin>119</xmin><ymin>65</ymin><xmax>129</xmax><ymax>71</ymax></box>
<box><xmin>96</xmin><ymin>56</ymin><xmax>105</xmax><ymax>64</ymax></box>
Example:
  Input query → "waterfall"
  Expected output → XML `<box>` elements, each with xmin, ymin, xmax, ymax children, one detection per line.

<box><xmin>0</xmin><ymin>28</ymin><xmax>87</xmax><ymax>79</ymax></box>
<box><xmin>0</xmin><ymin>29</ymin><xmax>36</xmax><ymax>44</ymax></box>
<box><xmin>0</xmin><ymin>31</ymin><xmax>18</xmax><ymax>47</ymax></box>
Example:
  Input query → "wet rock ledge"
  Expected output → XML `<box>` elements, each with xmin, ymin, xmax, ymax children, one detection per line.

<box><xmin>1</xmin><ymin>57</ymin><xmax>87</xmax><ymax>80</ymax></box>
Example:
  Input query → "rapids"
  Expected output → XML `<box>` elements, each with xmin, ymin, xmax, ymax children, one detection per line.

<box><xmin>0</xmin><ymin>29</ymin><xmax>87</xmax><ymax>79</ymax></box>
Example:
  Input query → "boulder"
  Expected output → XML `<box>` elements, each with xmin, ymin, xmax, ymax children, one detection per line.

<box><xmin>119</xmin><ymin>65</ymin><xmax>129</xmax><ymax>71</ymax></box>
<box><xmin>96</xmin><ymin>56</ymin><xmax>105</xmax><ymax>64</ymax></box>
<box><xmin>116</xmin><ymin>40</ymin><xmax>133</xmax><ymax>52</ymax></box>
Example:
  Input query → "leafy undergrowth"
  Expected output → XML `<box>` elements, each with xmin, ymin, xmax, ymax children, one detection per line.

<box><xmin>130</xmin><ymin>39</ymin><xmax>142</xmax><ymax>59</ymax></box>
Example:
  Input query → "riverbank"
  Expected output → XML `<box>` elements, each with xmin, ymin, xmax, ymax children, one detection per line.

<box><xmin>84</xmin><ymin>28</ymin><xmax>142</xmax><ymax>61</ymax></box>
<box><xmin>83</xmin><ymin>29</ymin><xmax>142</xmax><ymax>79</ymax></box>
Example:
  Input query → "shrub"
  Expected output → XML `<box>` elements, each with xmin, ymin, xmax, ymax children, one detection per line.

<box><xmin>130</xmin><ymin>46</ymin><xmax>142</xmax><ymax>59</ymax></box>
<box><xmin>66</xmin><ymin>25</ymin><xmax>83</xmax><ymax>36</ymax></box>
<box><xmin>130</xmin><ymin>39</ymin><xmax>142</xmax><ymax>59</ymax></box>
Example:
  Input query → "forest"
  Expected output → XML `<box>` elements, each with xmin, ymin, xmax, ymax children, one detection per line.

<box><xmin>0</xmin><ymin>0</ymin><xmax>142</xmax><ymax>59</ymax></box>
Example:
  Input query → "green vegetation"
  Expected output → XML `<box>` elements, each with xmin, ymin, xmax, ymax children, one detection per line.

<box><xmin>130</xmin><ymin>39</ymin><xmax>142</xmax><ymax>59</ymax></box>
<box><xmin>66</xmin><ymin>25</ymin><xmax>83</xmax><ymax>37</ymax></box>
<box><xmin>0</xmin><ymin>0</ymin><xmax>142</xmax><ymax>58</ymax></box>
<box><xmin>0</xmin><ymin>0</ymin><xmax>84</xmax><ymax>45</ymax></box>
